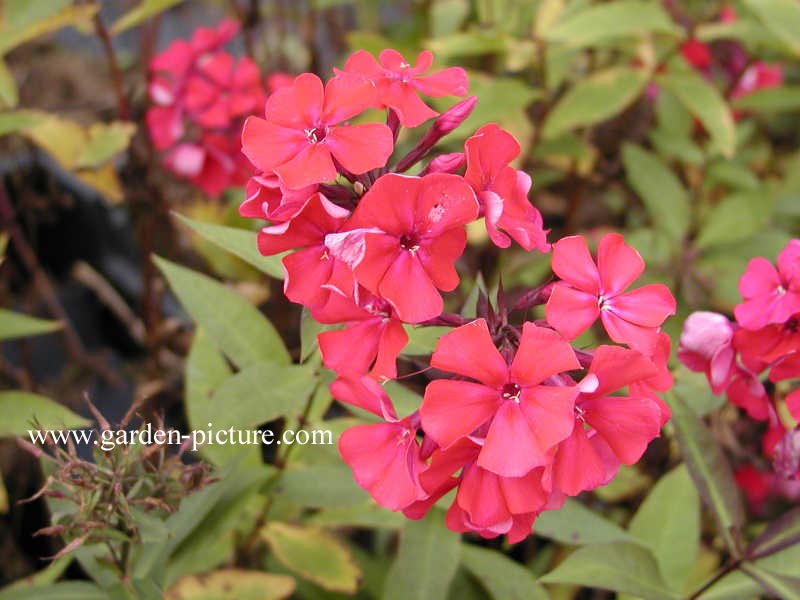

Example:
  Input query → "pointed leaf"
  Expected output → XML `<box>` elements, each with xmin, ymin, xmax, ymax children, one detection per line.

<box><xmin>0</xmin><ymin>5</ymin><xmax>98</xmax><ymax>55</ymax></box>
<box><xmin>208</xmin><ymin>361</ymin><xmax>316</xmax><ymax>429</ymax></box>
<box><xmin>543</xmin><ymin>67</ymin><xmax>650</xmax><ymax>139</ymax></box>
<box><xmin>262</xmin><ymin>522</ymin><xmax>360</xmax><ymax>593</ymax></box>
<box><xmin>629</xmin><ymin>465</ymin><xmax>700</xmax><ymax>592</ymax></box>
<box><xmin>461</xmin><ymin>544</ymin><xmax>549</xmax><ymax>600</ymax></box>
<box><xmin>740</xmin><ymin>563</ymin><xmax>800</xmax><ymax>600</ymax></box>
<box><xmin>383</xmin><ymin>510</ymin><xmax>461</xmax><ymax>600</ymax></box>
<box><xmin>0</xmin><ymin>581</ymin><xmax>108</xmax><ymax>600</ymax></box>
<box><xmin>748</xmin><ymin>506</ymin><xmax>800</xmax><ymax>558</ymax></box>
<box><xmin>741</xmin><ymin>0</ymin><xmax>800</xmax><ymax>56</ymax></box>
<box><xmin>695</xmin><ymin>193</ymin><xmax>774</xmax><ymax>250</ymax></box>
<box><xmin>0</xmin><ymin>309</ymin><xmax>61</xmax><ymax>340</ymax></box>
<box><xmin>154</xmin><ymin>256</ymin><xmax>289</xmax><ymax>367</ymax></box>
<box><xmin>545</xmin><ymin>0</ymin><xmax>681</xmax><ymax>47</ymax></box>
<box><xmin>622</xmin><ymin>144</ymin><xmax>691</xmax><ymax>241</ymax></box>
<box><xmin>535</xmin><ymin>498</ymin><xmax>635</xmax><ymax>546</ymax></box>
<box><xmin>658</xmin><ymin>70</ymin><xmax>736</xmax><ymax>157</ymax></box>
<box><xmin>0</xmin><ymin>392</ymin><xmax>89</xmax><ymax>437</ymax></box>
<box><xmin>111</xmin><ymin>0</ymin><xmax>184</xmax><ymax>34</ymax></box>
<box><xmin>175</xmin><ymin>214</ymin><xmax>285</xmax><ymax>279</ymax></box>
<box><xmin>732</xmin><ymin>86</ymin><xmax>800</xmax><ymax>112</ymax></box>
<box><xmin>539</xmin><ymin>542</ymin><xmax>676</xmax><ymax>600</ymax></box>
<box><xmin>665</xmin><ymin>391</ymin><xmax>745</xmax><ymax>556</ymax></box>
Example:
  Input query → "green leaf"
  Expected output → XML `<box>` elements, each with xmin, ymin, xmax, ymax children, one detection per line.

<box><xmin>277</xmin><ymin>463</ymin><xmax>367</xmax><ymax>508</ymax></box>
<box><xmin>545</xmin><ymin>0</ymin><xmax>681</xmax><ymax>47</ymax></box>
<box><xmin>166</xmin><ymin>569</ymin><xmax>295</xmax><ymax>600</ymax></box>
<box><xmin>695</xmin><ymin>193</ymin><xmax>773</xmax><ymax>250</ymax></box>
<box><xmin>741</xmin><ymin>0</ymin><xmax>800</xmax><ymax>56</ymax></box>
<box><xmin>629</xmin><ymin>465</ymin><xmax>700</xmax><ymax>592</ymax></box>
<box><xmin>0</xmin><ymin>110</ymin><xmax>43</xmax><ymax>137</ymax></box>
<box><xmin>733</xmin><ymin>85</ymin><xmax>800</xmax><ymax>112</ymax></box>
<box><xmin>262</xmin><ymin>522</ymin><xmax>360</xmax><ymax>593</ymax></box>
<box><xmin>209</xmin><ymin>362</ymin><xmax>316</xmax><ymax>429</ymax></box>
<box><xmin>622</xmin><ymin>144</ymin><xmax>691</xmax><ymax>241</ymax></box>
<box><xmin>0</xmin><ymin>4</ymin><xmax>98</xmax><ymax>56</ymax></box>
<box><xmin>175</xmin><ymin>214</ymin><xmax>285</xmax><ymax>279</ymax></box>
<box><xmin>383</xmin><ymin>510</ymin><xmax>461</xmax><ymax>600</ymax></box>
<box><xmin>0</xmin><ymin>581</ymin><xmax>108</xmax><ymax>600</ymax></box>
<box><xmin>111</xmin><ymin>0</ymin><xmax>184</xmax><ymax>34</ymax></box>
<box><xmin>0</xmin><ymin>309</ymin><xmax>61</xmax><ymax>340</ymax></box>
<box><xmin>665</xmin><ymin>391</ymin><xmax>745</xmax><ymax>556</ymax></box>
<box><xmin>154</xmin><ymin>256</ymin><xmax>289</xmax><ymax>367</ymax></box>
<box><xmin>657</xmin><ymin>70</ymin><xmax>736</xmax><ymax>158</ymax></box>
<box><xmin>307</xmin><ymin>503</ymin><xmax>405</xmax><ymax>530</ymax></box>
<box><xmin>0</xmin><ymin>59</ymin><xmax>18</xmax><ymax>108</ymax></box>
<box><xmin>748</xmin><ymin>506</ymin><xmax>800</xmax><ymax>558</ymax></box>
<box><xmin>539</xmin><ymin>542</ymin><xmax>676</xmax><ymax>599</ymax></box>
<box><xmin>535</xmin><ymin>498</ymin><xmax>634</xmax><ymax>546</ymax></box>
<box><xmin>543</xmin><ymin>67</ymin><xmax>649</xmax><ymax>139</ymax></box>
<box><xmin>402</xmin><ymin>325</ymin><xmax>449</xmax><ymax>355</ymax></box>
<box><xmin>76</xmin><ymin>122</ymin><xmax>136</xmax><ymax>168</ymax></box>
<box><xmin>0</xmin><ymin>392</ymin><xmax>90</xmax><ymax>437</ymax></box>
<box><xmin>740</xmin><ymin>563</ymin><xmax>800</xmax><ymax>600</ymax></box>
<box><xmin>461</xmin><ymin>545</ymin><xmax>549</xmax><ymax>600</ymax></box>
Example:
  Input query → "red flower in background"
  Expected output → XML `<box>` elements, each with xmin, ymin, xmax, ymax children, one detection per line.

<box><xmin>545</xmin><ymin>233</ymin><xmax>676</xmax><ymax>354</ymax></box>
<box><xmin>463</xmin><ymin>124</ymin><xmax>549</xmax><ymax>252</ymax></box>
<box><xmin>338</xmin><ymin>49</ymin><xmax>468</xmax><ymax>127</ymax></box>
<box><xmin>147</xmin><ymin>18</ymin><xmax>264</xmax><ymax>197</ymax></box>
<box><xmin>241</xmin><ymin>73</ymin><xmax>394</xmax><ymax>189</ymax></box>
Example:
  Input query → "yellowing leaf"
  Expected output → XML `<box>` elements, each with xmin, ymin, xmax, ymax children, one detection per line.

<box><xmin>262</xmin><ymin>522</ymin><xmax>360</xmax><ymax>593</ymax></box>
<box><xmin>0</xmin><ymin>4</ymin><xmax>98</xmax><ymax>56</ymax></box>
<box><xmin>22</xmin><ymin>112</ymin><xmax>86</xmax><ymax>168</ymax></box>
<box><xmin>111</xmin><ymin>0</ymin><xmax>184</xmax><ymax>35</ymax></box>
<box><xmin>77</xmin><ymin>121</ymin><xmax>136</xmax><ymax>168</ymax></box>
<box><xmin>0</xmin><ymin>59</ymin><xmax>18</xmax><ymax>108</ymax></box>
<box><xmin>76</xmin><ymin>164</ymin><xmax>125</xmax><ymax>204</ymax></box>
<box><xmin>167</xmin><ymin>569</ymin><xmax>295</xmax><ymax>600</ymax></box>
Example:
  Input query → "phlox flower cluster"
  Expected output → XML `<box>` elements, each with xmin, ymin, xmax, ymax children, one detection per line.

<box><xmin>238</xmin><ymin>48</ymin><xmax>677</xmax><ymax>542</ymax></box>
<box><xmin>146</xmin><ymin>19</ymin><xmax>272</xmax><ymax>197</ymax></box>
<box><xmin>678</xmin><ymin>239</ymin><xmax>800</xmax><ymax>508</ymax></box>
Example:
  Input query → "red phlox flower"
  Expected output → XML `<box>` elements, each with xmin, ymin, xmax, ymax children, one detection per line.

<box><xmin>333</xmin><ymin>377</ymin><xmax>428</xmax><ymax>510</ymax></box>
<box><xmin>239</xmin><ymin>172</ymin><xmax>319</xmax><ymax>223</ymax></box>
<box><xmin>256</xmin><ymin>193</ymin><xmax>356</xmax><ymax>315</ymax></box>
<box><xmin>734</xmin><ymin>313</ymin><xmax>800</xmax><ymax>371</ymax></box>
<box><xmin>768</xmin><ymin>352</ymin><xmax>800</xmax><ymax>421</ymax></box>
<box><xmin>266</xmin><ymin>71</ymin><xmax>294</xmax><ymax>93</ymax></box>
<box><xmin>629</xmin><ymin>332</ymin><xmax>674</xmax><ymax>426</ymax></box>
<box><xmin>420</xmin><ymin>319</ymin><xmax>580</xmax><ymax>477</ymax></box>
<box><xmin>735</xmin><ymin>465</ymin><xmax>775</xmax><ymax>514</ymax></box>
<box><xmin>545</xmin><ymin>233</ymin><xmax>676</xmax><ymax>354</ymax></box>
<box><xmin>553</xmin><ymin>346</ymin><xmax>663</xmax><ymax>495</ymax></box>
<box><xmin>317</xmin><ymin>288</ymin><xmax>408</xmax><ymax>381</ymax></box>
<box><xmin>678</xmin><ymin>311</ymin><xmax>737</xmax><ymax>394</ymax></box>
<box><xmin>735</xmin><ymin>239</ymin><xmax>800</xmax><ymax>330</ymax></box>
<box><xmin>241</xmin><ymin>73</ymin><xmax>393</xmax><ymax>189</ymax></box>
<box><xmin>337</xmin><ymin>49</ymin><xmax>468</xmax><ymax>127</ymax></box>
<box><xmin>726</xmin><ymin>367</ymin><xmax>770</xmax><ymax>420</ymax></box>
<box><xmin>333</xmin><ymin>173</ymin><xmax>478</xmax><ymax>323</ymax></box>
<box><xmin>463</xmin><ymin>124</ymin><xmax>549</xmax><ymax>252</ymax></box>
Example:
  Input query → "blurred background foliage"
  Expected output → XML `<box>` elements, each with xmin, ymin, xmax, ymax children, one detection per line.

<box><xmin>0</xmin><ymin>0</ymin><xmax>799</xmax><ymax>599</ymax></box>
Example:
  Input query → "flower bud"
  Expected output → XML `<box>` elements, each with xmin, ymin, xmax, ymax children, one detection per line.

<box><xmin>395</xmin><ymin>96</ymin><xmax>477</xmax><ymax>172</ymax></box>
<box><xmin>419</xmin><ymin>152</ymin><xmax>465</xmax><ymax>176</ymax></box>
